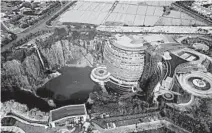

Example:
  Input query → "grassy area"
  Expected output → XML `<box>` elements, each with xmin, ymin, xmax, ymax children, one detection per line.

<box><xmin>15</xmin><ymin>121</ymin><xmax>46</xmax><ymax>133</ymax></box>
<box><xmin>51</xmin><ymin>105</ymin><xmax>86</xmax><ymax>122</ymax></box>
<box><xmin>14</xmin><ymin>120</ymin><xmax>59</xmax><ymax>133</ymax></box>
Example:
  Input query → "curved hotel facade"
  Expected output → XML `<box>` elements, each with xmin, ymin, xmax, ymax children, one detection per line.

<box><xmin>103</xmin><ymin>34</ymin><xmax>148</xmax><ymax>93</ymax></box>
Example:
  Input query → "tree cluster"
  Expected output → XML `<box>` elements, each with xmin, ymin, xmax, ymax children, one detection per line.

<box><xmin>175</xmin><ymin>1</ymin><xmax>212</xmax><ymax>22</ymax></box>
<box><xmin>163</xmin><ymin>106</ymin><xmax>210</xmax><ymax>133</ymax></box>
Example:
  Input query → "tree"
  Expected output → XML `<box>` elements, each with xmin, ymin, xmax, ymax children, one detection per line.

<box><xmin>1</xmin><ymin>117</ymin><xmax>17</xmax><ymax>126</ymax></box>
<box><xmin>66</xmin><ymin>25</ymin><xmax>71</xmax><ymax>34</ymax></box>
<box><xmin>54</xmin><ymin>27</ymin><xmax>68</xmax><ymax>39</ymax></box>
<box><xmin>72</xmin><ymin>31</ymin><xmax>80</xmax><ymax>40</ymax></box>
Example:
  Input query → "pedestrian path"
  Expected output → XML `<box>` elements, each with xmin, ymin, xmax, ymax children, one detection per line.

<box><xmin>1</xmin><ymin>126</ymin><xmax>25</xmax><ymax>133</ymax></box>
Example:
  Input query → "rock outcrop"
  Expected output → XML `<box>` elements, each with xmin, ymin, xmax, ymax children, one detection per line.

<box><xmin>1</xmin><ymin>38</ymin><xmax>97</xmax><ymax>93</ymax></box>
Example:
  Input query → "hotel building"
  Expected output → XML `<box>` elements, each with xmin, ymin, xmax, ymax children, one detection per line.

<box><xmin>103</xmin><ymin>34</ymin><xmax>148</xmax><ymax>93</ymax></box>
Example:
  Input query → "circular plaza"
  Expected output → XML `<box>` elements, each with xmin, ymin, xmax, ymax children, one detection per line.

<box><xmin>90</xmin><ymin>66</ymin><xmax>110</xmax><ymax>83</ymax></box>
<box><xmin>162</xmin><ymin>93</ymin><xmax>174</xmax><ymax>101</ymax></box>
<box><xmin>176</xmin><ymin>71</ymin><xmax>212</xmax><ymax>98</ymax></box>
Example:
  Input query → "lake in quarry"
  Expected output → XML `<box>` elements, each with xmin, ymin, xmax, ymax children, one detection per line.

<box><xmin>2</xmin><ymin>66</ymin><xmax>99</xmax><ymax>111</ymax></box>
<box><xmin>36</xmin><ymin>66</ymin><xmax>99</xmax><ymax>106</ymax></box>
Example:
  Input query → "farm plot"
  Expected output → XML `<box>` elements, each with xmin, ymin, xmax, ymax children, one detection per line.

<box><xmin>104</xmin><ymin>3</ymin><xmax>163</xmax><ymax>26</ymax></box>
<box><xmin>156</xmin><ymin>10</ymin><xmax>207</xmax><ymax>26</ymax></box>
<box><xmin>58</xmin><ymin>1</ymin><xmax>113</xmax><ymax>25</ymax></box>
<box><xmin>55</xmin><ymin>1</ymin><xmax>206</xmax><ymax>26</ymax></box>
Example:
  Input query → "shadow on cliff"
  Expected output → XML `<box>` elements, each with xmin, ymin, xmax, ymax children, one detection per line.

<box><xmin>36</xmin><ymin>87</ymin><xmax>54</xmax><ymax>98</ymax></box>
<box><xmin>1</xmin><ymin>86</ymin><xmax>53</xmax><ymax>112</ymax></box>
<box><xmin>36</xmin><ymin>84</ymin><xmax>101</xmax><ymax>108</ymax></box>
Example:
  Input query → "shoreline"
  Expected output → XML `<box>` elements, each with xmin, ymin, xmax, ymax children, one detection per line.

<box><xmin>1</xmin><ymin>54</ymin><xmax>95</xmax><ymax>108</ymax></box>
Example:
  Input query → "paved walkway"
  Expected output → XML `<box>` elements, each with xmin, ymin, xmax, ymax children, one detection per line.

<box><xmin>92</xmin><ymin>119</ymin><xmax>190</xmax><ymax>133</ymax></box>
<box><xmin>1</xmin><ymin>126</ymin><xmax>25</xmax><ymax>133</ymax></box>
<box><xmin>96</xmin><ymin>25</ymin><xmax>212</xmax><ymax>35</ymax></box>
<box><xmin>4</xmin><ymin>115</ymin><xmax>48</xmax><ymax>128</ymax></box>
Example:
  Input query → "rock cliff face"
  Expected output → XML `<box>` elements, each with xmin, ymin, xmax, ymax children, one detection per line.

<box><xmin>1</xmin><ymin>38</ymin><xmax>98</xmax><ymax>93</ymax></box>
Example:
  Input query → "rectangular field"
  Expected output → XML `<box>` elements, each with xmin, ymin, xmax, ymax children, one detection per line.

<box><xmin>104</xmin><ymin>3</ymin><xmax>164</xmax><ymax>26</ymax></box>
<box><xmin>58</xmin><ymin>1</ymin><xmax>113</xmax><ymax>25</ymax></box>
<box><xmin>56</xmin><ymin>1</ymin><xmax>205</xmax><ymax>26</ymax></box>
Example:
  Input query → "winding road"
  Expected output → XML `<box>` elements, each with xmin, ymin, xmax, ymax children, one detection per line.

<box><xmin>1</xmin><ymin>1</ymin><xmax>76</xmax><ymax>53</ymax></box>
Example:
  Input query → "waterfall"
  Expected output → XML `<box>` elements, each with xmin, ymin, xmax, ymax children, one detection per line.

<box><xmin>33</xmin><ymin>44</ymin><xmax>46</xmax><ymax>70</ymax></box>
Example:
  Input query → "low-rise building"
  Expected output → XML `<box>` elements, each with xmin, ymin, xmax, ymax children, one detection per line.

<box><xmin>49</xmin><ymin>104</ymin><xmax>88</xmax><ymax>128</ymax></box>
